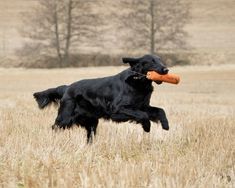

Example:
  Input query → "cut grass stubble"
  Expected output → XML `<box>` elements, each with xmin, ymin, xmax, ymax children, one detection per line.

<box><xmin>0</xmin><ymin>65</ymin><xmax>234</xmax><ymax>187</ymax></box>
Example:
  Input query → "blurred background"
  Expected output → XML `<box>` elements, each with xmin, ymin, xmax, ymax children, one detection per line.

<box><xmin>0</xmin><ymin>0</ymin><xmax>234</xmax><ymax>68</ymax></box>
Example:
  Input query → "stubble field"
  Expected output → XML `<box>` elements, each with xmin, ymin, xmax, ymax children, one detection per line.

<box><xmin>0</xmin><ymin>65</ymin><xmax>234</xmax><ymax>187</ymax></box>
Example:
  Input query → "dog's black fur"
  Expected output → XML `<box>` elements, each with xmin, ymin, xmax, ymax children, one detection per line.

<box><xmin>34</xmin><ymin>54</ymin><xmax>169</xmax><ymax>143</ymax></box>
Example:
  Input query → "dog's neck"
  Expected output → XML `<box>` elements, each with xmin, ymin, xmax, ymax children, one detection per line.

<box><xmin>129</xmin><ymin>71</ymin><xmax>146</xmax><ymax>80</ymax></box>
<box><xmin>126</xmin><ymin>69</ymin><xmax>153</xmax><ymax>93</ymax></box>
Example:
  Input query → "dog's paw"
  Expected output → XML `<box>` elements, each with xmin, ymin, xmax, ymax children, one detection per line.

<box><xmin>142</xmin><ymin>125</ymin><xmax>151</xmax><ymax>132</ymax></box>
<box><xmin>54</xmin><ymin>117</ymin><xmax>73</xmax><ymax>129</ymax></box>
<box><xmin>52</xmin><ymin>124</ymin><xmax>66</xmax><ymax>130</ymax></box>
<box><xmin>52</xmin><ymin>122</ymin><xmax>72</xmax><ymax>130</ymax></box>
<box><xmin>161</xmin><ymin>120</ymin><xmax>169</xmax><ymax>130</ymax></box>
<box><xmin>142</xmin><ymin>120</ymin><xmax>151</xmax><ymax>132</ymax></box>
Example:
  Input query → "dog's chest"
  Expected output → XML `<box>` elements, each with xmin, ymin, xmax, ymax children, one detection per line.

<box><xmin>121</xmin><ymin>89</ymin><xmax>152</xmax><ymax>108</ymax></box>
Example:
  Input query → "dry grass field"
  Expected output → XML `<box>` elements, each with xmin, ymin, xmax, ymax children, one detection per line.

<box><xmin>0</xmin><ymin>65</ymin><xmax>234</xmax><ymax>187</ymax></box>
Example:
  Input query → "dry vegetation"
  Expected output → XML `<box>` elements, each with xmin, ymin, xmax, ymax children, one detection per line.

<box><xmin>0</xmin><ymin>65</ymin><xmax>234</xmax><ymax>187</ymax></box>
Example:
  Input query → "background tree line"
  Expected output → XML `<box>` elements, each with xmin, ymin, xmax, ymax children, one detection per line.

<box><xmin>19</xmin><ymin>0</ymin><xmax>191</xmax><ymax>67</ymax></box>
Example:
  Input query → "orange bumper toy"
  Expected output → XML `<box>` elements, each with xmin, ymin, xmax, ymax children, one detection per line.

<box><xmin>147</xmin><ymin>71</ymin><xmax>180</xmax><ymax>84</ymax></box>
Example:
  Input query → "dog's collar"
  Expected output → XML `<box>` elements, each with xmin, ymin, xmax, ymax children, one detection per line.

<box><xmin>129</xmin><ymin>70</ymin><xmax>147</xmax><ymax>80</ymax></box>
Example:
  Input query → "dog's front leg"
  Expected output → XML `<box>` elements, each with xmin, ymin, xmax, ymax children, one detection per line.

<box><xmin>112</xmin><ymin>108</ymin><xmax>151</xmax><ymax>132</ymax></box>
<box><xmin>144</xmin><ymin>106</ymin><xmax>169</xmax><ymax>130</ymax></box>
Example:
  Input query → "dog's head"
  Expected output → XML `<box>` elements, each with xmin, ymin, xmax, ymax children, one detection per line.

<box><xmin>123</xmin><ymin>54</ymin><xmax>168</xmax><ymax>75</ymax></box>
<box><xmin>122</xmin><ymin>54</ymin><xmax>168</xmax><ymax>84</ymax></box>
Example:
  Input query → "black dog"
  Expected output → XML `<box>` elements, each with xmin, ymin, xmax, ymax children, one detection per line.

<box><xmin>34</xmin><ymin>54</ymin><xmax>169</xmax><ymax>143</ymax></box>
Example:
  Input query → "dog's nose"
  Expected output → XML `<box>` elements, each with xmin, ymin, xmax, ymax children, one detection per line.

<box><xmin>162</xmin><ymin>68</ymin><xmax>169</xmax><ymax>74</ymax></box>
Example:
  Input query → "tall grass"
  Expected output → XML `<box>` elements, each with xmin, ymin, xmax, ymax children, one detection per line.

<box><xmin>0</xmin><ymin>65</ymin><xmax>234</xmax><ymax>187</ymax></box>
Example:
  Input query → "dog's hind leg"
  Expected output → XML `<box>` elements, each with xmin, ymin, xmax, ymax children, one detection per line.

<box><xmin>145</xmin><ymin>106</ymin><xmax>169</xmax><ymax>130</ymax></box>
<box><xmin>54</xmin><ymin>97</ymin><xmax>76</xmax><ymax>129</ymax></box>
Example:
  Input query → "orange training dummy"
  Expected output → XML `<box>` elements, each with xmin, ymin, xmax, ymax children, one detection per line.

<box><xmin>147</xmin><ymin>71</ymin><xmax>180</xmax><ymax>84</ymax></box>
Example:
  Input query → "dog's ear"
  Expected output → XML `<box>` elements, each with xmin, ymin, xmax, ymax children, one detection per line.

<box><xmin>122</xmin><ymin>57</ymin><xmax>139</xmax><ymax>66</ymax></box>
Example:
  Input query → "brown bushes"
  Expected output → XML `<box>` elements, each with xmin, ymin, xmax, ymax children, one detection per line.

<box><xmin>1</xmin><ymin>51</ymin><xmax>234</xmax><ymax>68</ymax></box>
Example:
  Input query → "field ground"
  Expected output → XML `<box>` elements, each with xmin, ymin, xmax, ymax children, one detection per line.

<box><xmin>0</xmin><ymin>65</ymin><xmax>235</xmax><ymax>187</ymax></box>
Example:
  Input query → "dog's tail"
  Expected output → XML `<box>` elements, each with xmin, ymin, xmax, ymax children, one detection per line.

<box><xmin>33</xmin><ymin>85</ymin><xmax>68</xmax><ymax>109</ymax></box>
